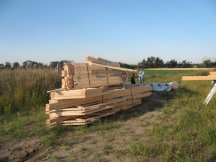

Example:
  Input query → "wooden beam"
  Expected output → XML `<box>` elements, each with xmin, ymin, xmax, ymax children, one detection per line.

<box><xmin>86</xmin><ymin>56</ymin><xmax>120</xmax><ymax>67</ymax></box>
<box><xmin>181</xmin><ymin>76</ymin><xmax>216</xmax><ymax>81</ymax></box>
<box><xmin>87</xmin><ymin>62</ymin><xmax>137</xmax><ymax>72</ymax></box>
<box><xmin>50</xmin><ymin>88</ymin><xmax>103</xmax><ymax>99</ymax></box>
<box><xmin>210</xmin><ymin>72</ymin><xmax>216</xmax><ymax>76</ymax></box>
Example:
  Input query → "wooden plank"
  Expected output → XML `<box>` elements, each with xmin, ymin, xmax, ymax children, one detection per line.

<box><xmin>49</xmin><ymin>97</ymin><xmax>128</xmax><ymax>117</ymax></box>
<box><xmin>133</xmin><ymin>92</ymin><xmax>152</xmax><ymax>99</ymax></box>
<box><xmin>48</xmin><ymin>86</ymin><xmax>151</xmax><ymax>111</ymax></box>
<box><xmin>61</xmin><ymin>70</ymin><xmax>67</xmax><ymax>77</ymax></box>
<box><xmin>88</xmin><ymin>65</ymin><xmax>107</xmax><ymax>74</ymax></box>
<box><xmin>47</xmin><ymin>116</ymin><xmax>76</xmax><ymax>124</ymax></box>
<box><xmin>89</xmin><ymin>73</ymin><xmax>108</xmax><ymax>87</ymax></box>
<box><xmin>102</xmin><ymin>88</ymin><xmax>130</xmax><ymax>100</ymax></box>
<box><xmin>88</xmin><ymin>64</ymin><xmax>122</xmax><ymax>87</ymax></box>
<box><xmin>50</xmin><ymin>88</ymin><xmax>103</xmax><ymax>100</ymax></box>
<box><xmin>86</xmin><ymin>56</ymin><xmax>120</xmax><ymax>67</ymax></box>
<box><xmin>50</xmin><ymin>102</ymin><xmax>140</xmax><ymax>126</ymax></box>
<box><xmin>181</xmin><ymin>76</ymin><xmax>216</xmax><ymax>81</ymax></box>
<box><xmin>98</xmin><ymin>57</ymin><xmax>120</xmax><ymax>67</ymax></box>
<box><xmin>48</xmin><ymin>97</ymin><xmax>102</xmax><ymax>110</ymax></box>
<box><xmin>49</xmin><ymin>105</ymin><xmax>115</xmax><ymax>118</ymax></box>
<box><xmin>87</xmin><ymin>62</ymin><xmax>137</xmax><ymax>72</ymax></box>
<box><xmin>107</xmin><ymin>72</ymin><xmax>123</xmax><ymax>85</ymax></box>
<box><xmin>47</xmin><ymin>98</ymin><xmax>143</xmax><ymax>126</ymax></box>
<box><xmin>61</xmin><ymin>64</ymin><xmax>75</xmax><ymax>89</ymax></box>
<box><xmin>63</xmin><ymin>63</ymin><xmax>74</xmax><ymax>76</ymax></box>
<box><xmin>210</xmin><ymin>72</ymin><xmax>216</xmax><ymax>76</ymax></box>
<box><xmin>73</xmin><ymin>63</ymin><xmax>90</xmax><ymax>88</ymax></box>
<box><xmin>49</xmin><ymin>106</ymin><xmax>125</xmax><ymax>126</ymax></box>
<box><xmin>131</xmin><ymin>86</ymin><xmax>152</xmax><ymax>95</ymax></box>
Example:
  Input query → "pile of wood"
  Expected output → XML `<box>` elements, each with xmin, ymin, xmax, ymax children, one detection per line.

<box><xmin>45</xmin><ymin>56</ymin><xmax>152</xmax><ymax>127</ymax></box>
<box><xmin>61</xmin><ymin>56</ymin><xmax>136</xmax><ymax>89</ymax></box>
<box><xmin>46</xmin><ymin>85</ymin><xmax>152</xmax><ymax>127</ymax></box>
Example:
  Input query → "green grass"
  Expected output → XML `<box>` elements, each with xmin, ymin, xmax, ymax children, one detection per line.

<box><xmin>144</xmin><ymin>70</ymin><xmax>209</xmax><ymax>82</ymax></box>
<box><xmin>125</xmin><ymin>70</ymin><xmax>216</xmax><ymax>161</ymax></box>
<box><xmin>0</xmin><ymin>106</ymin><xmax>65</xmax><ymax>146</ymax></box>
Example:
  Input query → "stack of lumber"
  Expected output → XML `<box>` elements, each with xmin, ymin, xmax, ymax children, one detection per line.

<box><xmin>46</xmin><ymin>85</ymin><xmax>152</xmax><ymax>127</ymax></box>
<box><xmin>182</xmin><ymin>71</ymin><xmax>216</xmax><ymax>81</ymax></box>
<box><xmin>46</xmin><ymin>56</ymin><xmax>153</xmax><ymax>127</ymax></box>
<box><xmin>61</xmin><ymin>56</ymin><xmax>137</xmax><ymax>90</ymax></box>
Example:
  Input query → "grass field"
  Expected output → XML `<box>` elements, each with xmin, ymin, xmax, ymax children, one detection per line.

<box><xmin>0</xmin><ymin>69</ymin><xmax>216</xmax><ymax>161</ymax></box>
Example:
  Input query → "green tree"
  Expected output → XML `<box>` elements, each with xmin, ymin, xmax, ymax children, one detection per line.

<box><xmin>12</xmin><ymin>62</ymin><xmax>20</xmax><ymax>68</ymax></box>
<box><xmin>5</xmin><ymin>62</ymin><xmax>11</xmax><ymax>69</ymax></box>
<box><xmin>179</xmin><ymin>60</ymin><xmax>192</xmax><ymax>68</ymax></box>
<box><xmin>203</xmin><ymin>59</ymin><xmax>212</xmax><ymax>68</ymax></box>
<box><xmin>0</xmin><ymin>64</ymin><xmax>4</xmax><ymax>69</ymax></box>
<box><xmin>155</xmin><ymin>57</ymin><xmax>164</xmax><ymax>67</ymax></box>
<box><xmin>166</xmin><ymin>59</ymin><xmax>178</xmax><ymax>68</ymax></box>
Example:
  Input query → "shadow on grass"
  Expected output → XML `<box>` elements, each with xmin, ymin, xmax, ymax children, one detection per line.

<box><xmin>90</xmin><ymin>94</ymin><xmax>166</xmax><ymax>126</ymax></box>
<box><xmin>177</xmin><ymin>87</ymin><xmax>200</xmax><ymax>96</ymax></box>
<box><xmin>90</xmin><ymin>86</ymin><xmax>200</xmax><ymax>125</ymax></box>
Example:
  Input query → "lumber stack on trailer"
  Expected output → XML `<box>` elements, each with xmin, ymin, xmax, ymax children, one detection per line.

<box><xmin>46</xmin><ymin>85</ymin><xmax>152</xmax><ymax>127</ymax></box>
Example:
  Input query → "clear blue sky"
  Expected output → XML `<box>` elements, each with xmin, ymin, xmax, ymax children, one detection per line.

<box><xmin>0</xmin><ymin>0</ymin><xmax>216</xmax><ymax>64</ymax></box>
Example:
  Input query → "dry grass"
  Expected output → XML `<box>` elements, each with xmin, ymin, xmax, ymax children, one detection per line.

<box><xmin>0</xmin><ymin>68</ymin><xmax>61</xmax><ymax>114</ymax></box>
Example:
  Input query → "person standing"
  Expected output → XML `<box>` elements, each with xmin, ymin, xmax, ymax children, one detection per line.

<box><xmin>139</xmin><ymin>69</ymin><xmax>145</xmax><ymax>85</ymax></box>
<box><xmin>130</xmin><ymin>73</ymin><xmax>136</xmax><ymax>84</ymax></box>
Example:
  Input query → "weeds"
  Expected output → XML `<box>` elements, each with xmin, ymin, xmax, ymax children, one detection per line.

<box><xmin>0</xmin><ymin>68</ymin><xmax>61</xmax><ymax>114</ymax></box>
<box><xmin>127</xmin><ymin>142</ymin><xmax>165</xmax><ymax>158</ymax></box>
<box><xmin>89</xmin><ymin>119</ymin><xmax>120</xmax><ymax>134</ymax></box>
<box><xmin>0</xmin><ymin>108</ymin><xmax>46</xmax><ymax>139</ymax></box>
<box><xmin>41</xmin><ymin>125</ymin><xmax>65</xmax><ymax>146</ymax></box>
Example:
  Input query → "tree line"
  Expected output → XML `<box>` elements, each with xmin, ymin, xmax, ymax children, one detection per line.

<box><xmin>1</xmin><ymin>57</ymin><xmax>216</xmax><ymax>70</ymax></box>
<box><xmin>120</xmin><ymin>57</ymin><xmax>216</xmax><ymax>69</ymax></box>
<box><xmin>0</xmin><ymin>60</ymin><xmax>72</xmax><ymax>69</ymax></box>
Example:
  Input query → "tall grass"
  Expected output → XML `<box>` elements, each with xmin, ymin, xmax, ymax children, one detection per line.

<box><xmin>0</xmin><ymin>68</ymin><xmax>61</xmax><ymax>114</ymax></box>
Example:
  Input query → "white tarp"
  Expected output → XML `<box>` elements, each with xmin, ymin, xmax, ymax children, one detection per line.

<box><xmin>142</xmin><ymin>81</ymin><xmax>179</xmax><ymax>92</ymax></box>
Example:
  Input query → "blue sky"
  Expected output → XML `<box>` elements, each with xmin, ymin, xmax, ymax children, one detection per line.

<box><xmin>0</xmin><ymin>0</ymin><xmax>216</xmax><ymax>64</ymax></box>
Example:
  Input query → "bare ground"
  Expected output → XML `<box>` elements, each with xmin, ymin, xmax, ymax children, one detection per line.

<box><xmin>0</xmin><ymin>94</ymin><xmax>165</xmax><ymax>162</ymax></box>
